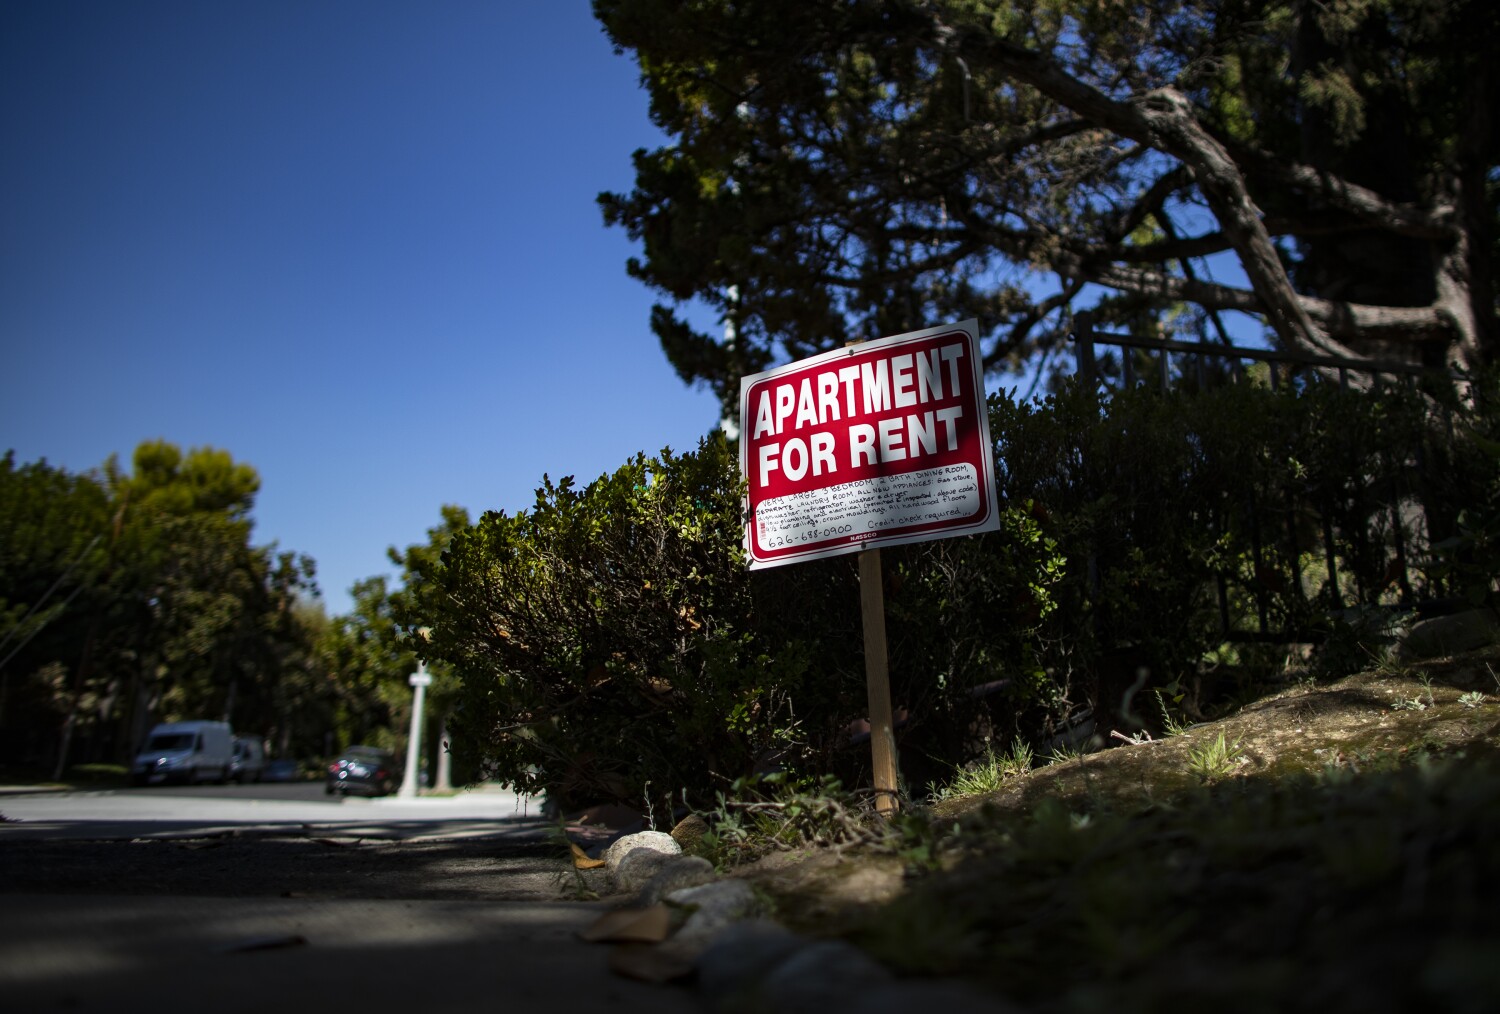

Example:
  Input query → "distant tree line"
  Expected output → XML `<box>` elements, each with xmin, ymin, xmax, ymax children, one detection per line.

<box><xmin>0</xmin><ymin>442</ymin><xmax>462</xmax><ymax>781</ymax></box>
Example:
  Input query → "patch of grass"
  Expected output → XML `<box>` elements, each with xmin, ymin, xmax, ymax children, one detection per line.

<box><xmin>932</xmin><ymin>740</ymin><xmax>1034</xmax><ymax>802</ymax></box>
<box><xmin>841</xmin><ymin>743</ymin><xmax>1500</xmax><ymax>1014</ymax></box>
<box><xmin>1186</xmin><ymin>731</ymin><xmax>1245</xmax><ymax>782</ymax></box>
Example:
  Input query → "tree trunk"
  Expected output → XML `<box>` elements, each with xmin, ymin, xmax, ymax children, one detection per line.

<box><xmin>52</xmin><ymin>622</ymin><xmax>99</xmax><ymax>781</ymax></box>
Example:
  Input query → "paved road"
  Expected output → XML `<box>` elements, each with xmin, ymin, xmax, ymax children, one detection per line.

<box><xmin>0</xmin><ymin>786</ymin><xmax>708</xmax><ymax>1014</ymax></box>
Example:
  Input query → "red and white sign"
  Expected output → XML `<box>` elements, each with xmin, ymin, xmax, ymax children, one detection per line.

<box><xmin>739</xmin><ymin>320</ymin><xmax>1000</xmax><ymax>569</ymax></box>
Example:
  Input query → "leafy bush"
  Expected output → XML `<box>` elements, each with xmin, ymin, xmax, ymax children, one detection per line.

<box><xmin>429</xmin><ymin>434</ymin><xmax>803</xmax><ymax>811</ymax></box>
<box><xmin>993</xmin><ymin>370</ymin><xmax>1489</xmax><ymax>728</ymax></box>
<box><xmin>423</xmin><ymin>369</ymin><xmax>1494</xmax><ymax>809</ymax></box>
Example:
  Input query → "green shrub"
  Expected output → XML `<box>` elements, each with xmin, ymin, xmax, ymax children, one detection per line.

<box><xmin>422</xmin><ymin>370</ymin><xmax>1494</xmax><ymax>809</ymax></box>
<box><xmin>429</xmin><ymin>434</ymin><xmax>809</xmax><ymax>811</ymax></box>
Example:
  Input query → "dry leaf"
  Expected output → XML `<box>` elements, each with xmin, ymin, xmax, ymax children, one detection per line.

<box><xmin>570</xmin><ymin>841</ymin><xmax>607</xmax><ymax>870</ymax></box>
<box><xmin>577</xmin><ymin>905</ymin><xmax>672</xmax><ymax>943</ymax></box>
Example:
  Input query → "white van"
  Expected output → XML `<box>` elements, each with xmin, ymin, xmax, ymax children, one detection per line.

<box><xmin>131</xmin><ymin>721</ymin><xmax>234</xmax><ymax>786</ymax></box>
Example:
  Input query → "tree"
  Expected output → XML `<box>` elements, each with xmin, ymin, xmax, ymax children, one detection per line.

<box><xmin>314</xmin><ymin>507</ymin><xmax>470</xmax><ymax>782</ymax></box>
<box><xmin>0</xmin><ymin>442</ymin><xmax>319</xmax><ymax>774</ymax></box>
<box><xmin>595</xmin><ymin>0</ymin><xmax>1498</xmax><ymax>412</ymax></box>
<box><xmin>0</xmin><ymin>453</ymin><xmax>110</xmax><ymax>760</ymax></box>
<box><xmin>102</xmin><ymin>441</ymin><xmax>316</xmax><ymax>757</ymax></box>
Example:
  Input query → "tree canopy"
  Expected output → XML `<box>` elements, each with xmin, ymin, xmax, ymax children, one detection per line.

<box><xmin>0</xmin><ymin>443</ymin><xmax>320</xmax><ymax>773</ymax></box>
<box><xmin>595</xmin><ymin>0</ymin><xmax>1498</xmax><ymax>410</ymax></box>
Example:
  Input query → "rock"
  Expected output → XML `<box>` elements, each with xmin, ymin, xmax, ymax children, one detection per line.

<box><xmin>1398</xmin><ymin>608</ymin><xmax>1500</xmax><ymax>661</ymax></box>
<box><xmin>754</xmin><ymin>938</ymin><xmax>894</xmax><ymax>1012</ymax></box>
<box><xmin>603</xmin><ymin>830</ymin><xmax>683</xmax><ymax>892</ymax></box>
<box><xmin>665</xmin><ymin>879</ymin><xmax>764</xmax><ymax>949</ymax></box>
<box><xmin>607</xmin><ymin>941</ymin><xmax>698</xmax><ymax>983</ymax></box>
<box><xmin>855</xmin><ymin>981</ymin><xmax>1022</xmax><ymax>1014</ymax></box>
<box><xmin>576</xmin><ymin>904</ymin><xmax>673</xmax><ymax>943</ymax></box>
<box><xmin>694</xmin><ymin>919</ymin><xmax>808</xmax><ymax>998</ymax></box>
<box><xmin>602</xmin><ymin>830</ymin><xmax>680</xmax><ymax>871</ymax></box>
<box><xmin>696</xmin><ymin>918</ymin><xmax>1023</xmax><ymax>1014</ymax></box>
<box><xmin>669</xmin><ymin>812</ymin><xmax>709</xmax><ymax>852</ymax></box>
<box><xmin>636</xmin><ymin>854</ymin><xmax>717</xmax><ymax>906</ymax></box>
<box><xmin>615</xmin><ymin>849</ymin><xmax>684</xmax><ymax>894</ymax></box>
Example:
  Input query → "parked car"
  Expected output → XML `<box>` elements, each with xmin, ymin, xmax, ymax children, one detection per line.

<box><xmin>229</xmin><ymin>736</ymin><xmax>266</xmax><ymax>783</ymax></box>
<box><xmin>261</xmin><ymin>759</ymin><xmax>301</xmax><ymax>783</ymax></box>
<box><xmin>326</xmin><ymin>746</ymin><xmax>400</xmax><ymax>797</ymax></box>
<box><xmin>131</xmin><ymin>720</ymin><xmax>234</xmax><ymax>786</ymax></box>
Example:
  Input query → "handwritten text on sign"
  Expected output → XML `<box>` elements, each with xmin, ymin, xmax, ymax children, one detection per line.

<box><xmin>739</xmin><ymin>321</ymin><xmax>1000</xmax><ymax>568</ymax></box>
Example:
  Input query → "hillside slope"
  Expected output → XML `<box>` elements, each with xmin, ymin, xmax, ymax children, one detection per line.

<box><xmin>736</xmin><ymin>645</ymin><xmax>1500</xmax><ymax>1014</ymax></box>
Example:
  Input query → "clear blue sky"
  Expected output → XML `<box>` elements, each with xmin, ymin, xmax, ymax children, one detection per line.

<box><xmin>1</xmin><ymin>1</ymin><xmax>724</xmax><ymax>615</ymax></box>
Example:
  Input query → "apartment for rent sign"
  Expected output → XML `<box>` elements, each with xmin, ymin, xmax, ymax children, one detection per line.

<box><xmin>740</xmin><ymin>320</ymin><xmax>1000</xmax><ymax>568</ymax></box>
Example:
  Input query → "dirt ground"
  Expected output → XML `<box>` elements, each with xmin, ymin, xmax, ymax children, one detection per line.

<box><xmin>730</xmin><ymin>644</ymin><xmax>1500</xmax><ymax>938</ymax></box>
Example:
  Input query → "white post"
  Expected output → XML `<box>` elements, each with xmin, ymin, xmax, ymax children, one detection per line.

<box><xmin>398</xmin><ymin>660</ymin><xmax>430</xmax><ymax>799</ymax></box>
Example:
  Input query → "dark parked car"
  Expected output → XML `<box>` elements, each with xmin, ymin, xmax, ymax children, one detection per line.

<box><xmin>260</xmin><ymin>759</ymin><xmax>302</xmax><ymax>783</ymax></box>
<box><xmin>325</xmin><ymin>746</ymin><xmax>400</xmax><ymax>797</ymax></box>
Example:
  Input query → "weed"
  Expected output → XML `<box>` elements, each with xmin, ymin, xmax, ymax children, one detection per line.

<box><xmin>934</xmin><ymin>740</ymin><xmax>1034</xmax><ymax>801</ymax></box>
<box><xmin>1187</xmin><ymin>731</ymin><xmax>1244</xmax><ymax>782</ymax></box>
<box><xmin>545</xmin><ymin>823</ymin><xmax>601</xmax><ymax>901</ymax></box>
<box><xmin>1458</xmin><ymin>690</ymin><xmax>1487</xmax><ymax>709</ymax></box>
<box><xmin>696</xmin><ymin>773</ymin><xmax>896</xmax><ymax>869</ymax></box>
<box><xmin>1153</xmin><ymin>689</ymin><xmax>1191</xmax><ymax>737</ymax></box>
<box><xmin>1045</xmin><ymin>742</ymin><xmax>1086</xmax><ymax>766</ymax></box>
<box><xmin>1365</xmin><ymin>641</ymin><xmax>1417</xmax><ymax>680</ymax></box>
<box><xmin>1390</xmin><ymin>673</ymin><xmax>1438</xmax><ymax>712</ymax></box>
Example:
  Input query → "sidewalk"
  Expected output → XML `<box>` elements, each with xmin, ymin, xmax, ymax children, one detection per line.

<box><xmin>0</xmin><ymin>783</ymin><xmax>552</xmax><ymax>841</ymax></box>
<box><xmin>0</xmin><ymin>893</ymin><xmax>708</xmax><ymax>1014</ymax></box>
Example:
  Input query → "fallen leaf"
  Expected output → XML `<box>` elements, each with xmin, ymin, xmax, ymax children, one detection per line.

<box><xmin>570</xmin><ymin>841</ymin><xmax>607</xmax><ymax>870</ymax></box>
<box><xmin>577</xmin><ymin>905</ymin><xmax>672</xmax><ymax>943</ymax></box>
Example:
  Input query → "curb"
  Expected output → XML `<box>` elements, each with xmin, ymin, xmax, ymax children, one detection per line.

<box><xmin>575</xmin><ymin>826</ymin><xmax>1018</xmax><ymax>1013</ymax></box>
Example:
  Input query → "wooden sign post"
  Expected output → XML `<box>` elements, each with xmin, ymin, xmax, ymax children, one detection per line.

<box><xmin>859</xmin><ymin>545</ymin><xmax>900</xmax><ymax>814</ymax></box>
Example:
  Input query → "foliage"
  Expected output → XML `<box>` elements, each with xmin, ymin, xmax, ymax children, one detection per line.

<box><xmin>423</xmin><ymin>365</ymin><xmax>1494</xmax><ymax>805</ymax></box>
<box><xmin>313</xmin><ymin>506</ymin><xmax>470</xmax><ymax>780</ymax></box>
<box><xmin>596</xmin><ymin>0</ymin><xmax>1498</xmax><ymax>419</ymax></box>
<box><xmin>1185</xmin><ymin>730</ymin><xmax>1245</xmax><ymax>781</ymax></box>
<box><xmin>425</xmin><ymin>423</ymin><xmax>1086</xmax><ymax>806</ymax></box>
<box><xmin>989</xmin><ymin>370</ymin><xmax>1495</xmax><ymax>724</ymax></box>
<box><xmin>932</xmin><ymin>738</ymin><xmax>1034</xmax><ymax>801</ymax></box>
<box><xmin>428</xmin><ymin>434</ymin><xmax>806</xmax><ymax>810</ymax></box>
<box><xmin>0</xmin><ymin>442</ymin><xmax>319</xmax><ymax>770</ymax></box>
